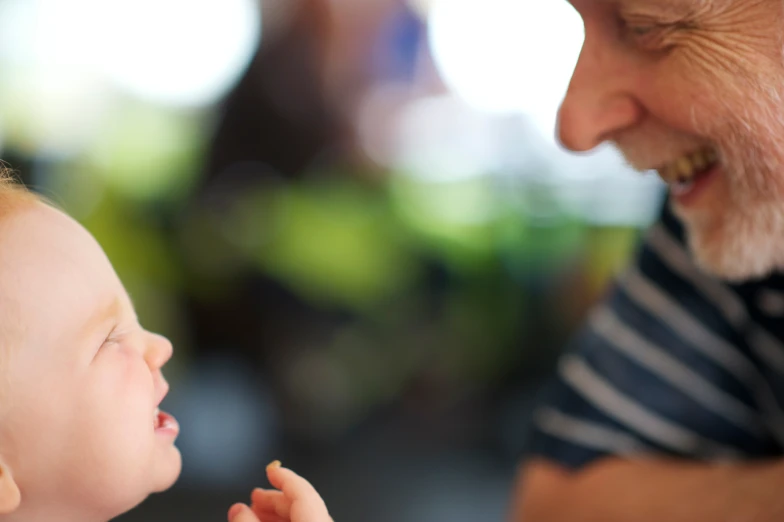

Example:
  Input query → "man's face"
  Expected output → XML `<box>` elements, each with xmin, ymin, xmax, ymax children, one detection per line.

<box><xmin>559</xmin><ymin>0</ymin><xmax>784</xmax><ymax>280</ymax></box>
<box><xmin>0</xmin><ymin>202</ymin><xmax>181</xmax><ymax>521</ymax></box>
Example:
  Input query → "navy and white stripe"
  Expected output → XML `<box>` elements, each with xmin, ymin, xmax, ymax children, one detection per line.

<box><xmin>525</xmin><ymin>203</ymin><xmax>784</xmax><ymax>469</ymax></box>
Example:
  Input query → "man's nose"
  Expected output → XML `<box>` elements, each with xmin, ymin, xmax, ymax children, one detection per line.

<box><xmin>556</xmin><ymin>38</ymin><xmax>643</xmax><ymax>151</ymax></box>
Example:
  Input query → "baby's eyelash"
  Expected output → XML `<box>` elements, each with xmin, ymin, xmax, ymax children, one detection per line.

<box><xmin>102</xmin><ymin>327</ymin><xmax>123</xmax><ymax>347</ymax></box>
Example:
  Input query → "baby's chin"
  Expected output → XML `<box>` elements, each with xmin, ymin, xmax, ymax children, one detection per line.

<box><xmin>151</xmin><ymin>446</ymin><xmax>182</xmax><ymax>493</ymax></box>
<box><xmin>117</xmin><ymin>448</ymin><xmax>182</xmax><ymax>516</ymax></box>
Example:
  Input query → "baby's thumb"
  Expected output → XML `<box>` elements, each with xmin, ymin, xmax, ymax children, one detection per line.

<box><xmin>228</xmin><ymin>503</ymin><xmax>261</xmax><ymax>522</ymax></box>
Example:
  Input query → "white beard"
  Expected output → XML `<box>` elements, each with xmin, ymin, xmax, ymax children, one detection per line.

<box><xmin>675</xmin><ymin>197</ymin><xmax>784</xmax><ymax>282</ymax></box>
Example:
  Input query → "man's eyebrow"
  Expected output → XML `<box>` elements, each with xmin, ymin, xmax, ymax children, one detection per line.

<box><xmin>605</xmin><ymin>0</ymin><xmax>710</xmax><ymax>15</ymax></box>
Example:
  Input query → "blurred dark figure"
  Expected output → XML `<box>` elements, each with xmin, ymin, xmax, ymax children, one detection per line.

<box><xmin>202</xmin><ymin>0</ymin><xmax>337</xmax><ymax>182</ymax></box>
<box><xmin>181</xmin><ymin>0</ymin><xmax>432</xmax><ymax>449</ymax></box>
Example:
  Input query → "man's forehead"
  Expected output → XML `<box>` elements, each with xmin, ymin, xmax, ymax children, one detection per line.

<box><xmin>597</xmin><ymin>0</ymin><xmax>724</xmax><ymax>11</ymax></box>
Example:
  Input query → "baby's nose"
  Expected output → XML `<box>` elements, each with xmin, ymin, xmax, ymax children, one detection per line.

<box><xmin>144</xmin><ymin>332</ymin><xmax>174</xmax><ymax>370</ymax></box>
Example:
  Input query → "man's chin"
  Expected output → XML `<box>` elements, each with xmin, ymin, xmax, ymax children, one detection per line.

<box><xmin>690</xmin><ymin>244</ymin><xmax>765</xmax><ymax>282</ymax></box>
<box><xmin>684</xmin><ymin>219</ymin><xmax>782</xmax><ymax>283</ymax></box>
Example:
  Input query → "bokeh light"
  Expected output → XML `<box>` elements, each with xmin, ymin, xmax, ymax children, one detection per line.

<box><xmin>95</xmin><ymin>0</ymin><xmax>261</xmax><ymax>107</ymax></box>
<box><xmin>428</xmin><ymin>0</ymin><xmax>584</xmax><ymax>142</ymax></box>
<box><xmin>0</xmin><ymin>0</ymin><xmax>261</xmax><ymax>109</ymax></box>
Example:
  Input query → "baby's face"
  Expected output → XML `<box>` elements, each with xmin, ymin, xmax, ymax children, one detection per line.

<box><xmin>0</xmin><ymin>201</ymin><xmax>181</xmax><ymax>520</ymax></box>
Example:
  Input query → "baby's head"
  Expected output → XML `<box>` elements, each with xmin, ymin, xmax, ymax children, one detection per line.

<box><xmin>0</xmin><ymin>171</ymin><xmax>181</xmax><ymax>521</ymax></box>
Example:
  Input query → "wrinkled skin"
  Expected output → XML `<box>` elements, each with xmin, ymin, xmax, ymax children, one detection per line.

<box><xmin>558</xmin><ymin>0</ymin><xmax>784</xmax><ymax>281</ymax></box>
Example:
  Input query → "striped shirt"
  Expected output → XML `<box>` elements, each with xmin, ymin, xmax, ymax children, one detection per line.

<box><xmin>525</xmin><ymin>202</ymin><xmax>784</xmax><ymax>469</ymax></box>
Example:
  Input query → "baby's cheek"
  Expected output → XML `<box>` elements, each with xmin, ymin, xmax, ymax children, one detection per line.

<box><xmin>82</xmin><ymin>361</ymin><xmax>157</xmax><ymax>477</ymax></box>
<box><xmin>105</xmin><ymin>345</ymin><xmax>154</xmax><ymax>391</ymax></box>
<box><xmin>90</xmin><ymin>350</ymin><xmax>154</xmax><ymax>432</ymax></box>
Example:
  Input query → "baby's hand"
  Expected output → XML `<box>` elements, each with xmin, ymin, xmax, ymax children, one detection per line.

<box><xmin>228</xmin><ymin>461</ymin><xmax>332</xmax><ymax>522</ymax></box>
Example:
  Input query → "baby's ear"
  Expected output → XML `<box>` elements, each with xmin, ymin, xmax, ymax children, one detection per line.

<box><xmin>0</xmin><ymin>461</ymin><xmax>21</xmax><ymax>513</ymax></box>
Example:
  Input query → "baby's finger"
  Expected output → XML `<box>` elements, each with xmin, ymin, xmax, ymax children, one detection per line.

<box><xmin>266</xmin><ymin>462</ymin><xmax>331</xmax><ymax>522</ymax></box>
<box><xmin>253</xmin><ymin>512</ymin><xmax>289</xmax><ymax>522</ymax></box>
<box><xmin>251</xmin><ymin>488</ymin><xmax>290</xmax><ymax>518</ymax></box>
<box><xmin>266</xmin><ymin>462</ymin><xmax>323</xmax><ymax>505</ymax></box>
<box><xmin>228</xmin><ymin>503</ymin><xmax>262</xmax><ymax>522</ymax></box>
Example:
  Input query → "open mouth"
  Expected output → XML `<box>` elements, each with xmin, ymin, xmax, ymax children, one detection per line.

<box><xmin>656</xmin><ymin>147</ymin><xmax>719</xmax><ymax>196</ymax></box>
<box><xmin>154</xmin><ymin>407</ymin><xmax>179</xmax><ymax>436</ymax></box>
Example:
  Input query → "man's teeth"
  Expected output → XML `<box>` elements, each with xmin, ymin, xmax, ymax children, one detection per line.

<box><xmin>154</xmin><ymin>407</ymin><xmax>161</xmax><ymax>428</ymax></box>
<box><xmin>659</xmin><ymin>148</ymin><xmax>718</xmax><ymax>184</ymax></box>
<box><xmin>670</xmin><ymin>177</ymin><xmax>694</xmax><ymax>196</ymax></box>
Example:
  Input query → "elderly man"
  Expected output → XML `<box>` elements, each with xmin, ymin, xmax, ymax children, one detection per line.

<box><xmin>512</xmin><ymin>0</ymin><xmax>784</xmax><ymax>520</ymax></box>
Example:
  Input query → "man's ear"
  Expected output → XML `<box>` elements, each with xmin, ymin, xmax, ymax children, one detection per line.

<box><xmin>0</xmin><ymin>461</ymin><xmax>21</xmax><ymax>514</ymax></box>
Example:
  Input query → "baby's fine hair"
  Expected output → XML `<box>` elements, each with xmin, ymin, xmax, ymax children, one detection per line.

<box><xmin>0</xmin><ymin>166</ymin><xmax>39</xmax><ymax>217</ymax></box>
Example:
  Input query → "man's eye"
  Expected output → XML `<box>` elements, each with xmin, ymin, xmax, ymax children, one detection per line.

<box><xmin>621</xmin><ymin>20</ymin><xmax>674</xmax><ymax>49</ymax></box>
<box><xmin>628</xmin><ymin>25</ymin><xmax>655</xmax><ymax>36</ymax></box>
<box><xmin>621</xmin><ymin>19</ymin><xmax>661</xmax><ymax>38</ymax></box>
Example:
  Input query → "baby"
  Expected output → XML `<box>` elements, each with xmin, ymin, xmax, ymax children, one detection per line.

<box><xmin>0</xmin><ymin>172</ymin><xmax>331</xmax><ymax>522</ymax></box>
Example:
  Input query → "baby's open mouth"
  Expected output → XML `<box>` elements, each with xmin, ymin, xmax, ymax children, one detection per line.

<box><xmin>656</xmin><ymin>147</ymin><xmax>719</xmax><ymax>196</ymax></box>
<box><xmin>154</xmin><ymin>407</ymin><xmax>178</xmax><ymax>433</ymax></box>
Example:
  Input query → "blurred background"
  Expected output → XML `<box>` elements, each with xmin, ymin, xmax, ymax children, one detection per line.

<box><xmin>0</xmin><ymin>0</ymin><xmax>665</xmax><ymax>520</ymax></box>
